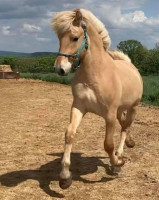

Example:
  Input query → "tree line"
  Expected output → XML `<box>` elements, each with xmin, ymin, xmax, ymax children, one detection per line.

<box><xmin>0</xmin><ymin>55</ymin><xmax>56</xmax><ymax>73</ymax></box>
<box><xmin>0</xmin><ymin>39</ymin><xmax>159</xmax><ymax>75</ymax></box>
<box><xmin>117</xmin><ymin>40</ymin><xmax>159</xmax><ymax>75</ymax></box>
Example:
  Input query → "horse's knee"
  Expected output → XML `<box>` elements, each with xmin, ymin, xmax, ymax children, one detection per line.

<box><xmin>65</xmin><ymin>133</ymin><xmax>74</xmax><ymax>144</ymax></box>
<box><xmin>65</xmin><ymin>125</ymin><xmax>75</xmax><ymax>144</ymax></box>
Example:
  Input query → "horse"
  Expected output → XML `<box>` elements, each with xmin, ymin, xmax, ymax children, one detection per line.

<box><xmin>52</xmin><ymin>8</ymin><xmax>143</xmax><ymax>189</ymax></box>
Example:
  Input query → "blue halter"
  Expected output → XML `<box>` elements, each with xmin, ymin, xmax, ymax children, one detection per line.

<box><xmin>54</xmin><ymin>24</ymin><xmax>89</xmax><ymax>68</ymax></box>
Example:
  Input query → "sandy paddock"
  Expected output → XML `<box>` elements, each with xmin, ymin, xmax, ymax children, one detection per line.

<box><xmin>0</xmin><ymin>79</ymin><xmax>158</xmax><ymax>200</ymax></box>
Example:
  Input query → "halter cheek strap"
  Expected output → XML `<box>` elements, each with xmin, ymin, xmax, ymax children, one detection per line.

<box><xmin>54</xmin><ymin>24</ymin><xmax>89</xmax><ymax>68</ymax></box>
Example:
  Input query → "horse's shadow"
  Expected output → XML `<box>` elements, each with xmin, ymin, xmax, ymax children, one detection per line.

<box><xmin>0</xmin><ymin>153</ymin><xmax>114</xmax><ymax>198</ymax></box>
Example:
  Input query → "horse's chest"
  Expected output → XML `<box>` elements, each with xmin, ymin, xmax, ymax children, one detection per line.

<box><xmin>73</xmin><ymin>83</ymin><xmax>96</xmax><ymax>100</ymax></box>
<box><xmin>72</xmin><ymin>83</ymin><xmax>100</xmax><ymax>113</ymax></box>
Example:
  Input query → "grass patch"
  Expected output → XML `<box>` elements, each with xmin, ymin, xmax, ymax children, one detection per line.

<box><xmin>142</xmin><ymin>75</ymin><xmax>159</xmax><ymax>106</ymax></box>
<box><xmin>21</xmin><ymin>73</ymin><xmax>74</xmax><ymax>85</ymax></box>
<box><xmin>21</xmin><ymin>73</ymin><xmax>159</xmax><ymax>106</ymax></box>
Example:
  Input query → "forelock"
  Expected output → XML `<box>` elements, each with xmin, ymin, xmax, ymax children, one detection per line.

<box><xmin>52</xmin><ymin>9</ymin><xmax>111</xmax><ymax>50</ymax></box>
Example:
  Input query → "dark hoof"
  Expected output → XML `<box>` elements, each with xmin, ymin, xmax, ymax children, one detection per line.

<box><xmin>110</xmin><ymin>166</ymin><xmax>121</xmax><ymax>175</ymax></box>
<box><xmin>125</xmin><ymin>139</ymin><xmax>135</xmax><ymax>148</ymax></box>
<box><xmin>59</xmin><ymin>175</ymin><xmax>72</xmax><ymax>190</ymax></box>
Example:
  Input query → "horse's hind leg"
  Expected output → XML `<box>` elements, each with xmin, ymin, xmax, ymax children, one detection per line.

<box><xmin>117</xmin><ymin>107</ymin><xmax>137</xmax><ymax>157</ymax></box>
<box><xmin>59</xmin><ymin>103</ymin><xmax>84</xmax><ymax>189</ymax></box>
<box><xmin>104</xmin><ymin>108</ymin><xmax>125</xmax><ymax>167</ymax></box>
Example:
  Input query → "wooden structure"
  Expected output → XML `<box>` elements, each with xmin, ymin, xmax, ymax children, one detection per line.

<box><xmin>0</xmin><ymin>65</ymin><xmax>20</xmax><ymax>79</ymax></box>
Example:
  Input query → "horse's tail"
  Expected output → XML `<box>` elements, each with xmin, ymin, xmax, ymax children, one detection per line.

<box><xmin>108</xmin><ymin>50</ymin><xmax>131</xmax><ymax>63</ymax></box>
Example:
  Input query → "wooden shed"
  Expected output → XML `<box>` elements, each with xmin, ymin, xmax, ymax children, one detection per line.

<box><xmin>0</xmin><ymin>65</ymin><xmax>20</xmax><ymax>79</ymax></box>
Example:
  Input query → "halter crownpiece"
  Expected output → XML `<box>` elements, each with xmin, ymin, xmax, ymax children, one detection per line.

<box><xmin>53</xmin><ymin>23</ymin><xmax>89</xmax><ymax>68</ymax></box>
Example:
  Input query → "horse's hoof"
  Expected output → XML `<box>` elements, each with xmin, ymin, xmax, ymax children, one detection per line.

<box><xmin>125</xmin><ymin>139</ymin><xmax>135</xmax><ymax>148</ymax></box>
<box><xmin>59</xmin><ymin>175</ymin><xmax>72</xmax><ymax>190</ymax></box>
<box><xmin>119</xmin><ymin>156</ymin><xmax>125</xmax><ymax>166</ymax></box>
<box><xmin>110</xmin><ymin>165</ymin><xmax>121</xmax><ymax>175</ymax></box>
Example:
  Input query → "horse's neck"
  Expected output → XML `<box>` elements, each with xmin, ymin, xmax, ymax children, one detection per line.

<box><xmin>80</xmin><ymin>51</ymin><xmax>111</xmax><ymax>77</ymax></box>
<box><xmin>87</xmin><ymin>23</ymin><xmax>104</xmax><ymax>55</ymax></box>
<box><xmin>76</xmin><ymin>23</ymin><xmax>114</xmax><ymax>83</ymax></box>
<box><xmin>80</xmin><ymin>23</ymin><xmax>109</xmax><ymax>70</ymax></box>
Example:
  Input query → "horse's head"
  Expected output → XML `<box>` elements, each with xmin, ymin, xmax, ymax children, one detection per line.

<box><xmin>52</xmin><ymin>10</ymin><xmax>88</xmax><ymax>76</ymax></box>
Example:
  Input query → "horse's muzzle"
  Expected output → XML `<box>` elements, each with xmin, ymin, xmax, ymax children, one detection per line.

<box><xmin>58</xmin><ymin>68</ymin><xmax>68</xmax><ymax>76</ymax></box>
<box><xmin>54</xmin><ymin>65</ymin><xmax>69</xmax><ymax>76</ymax></box>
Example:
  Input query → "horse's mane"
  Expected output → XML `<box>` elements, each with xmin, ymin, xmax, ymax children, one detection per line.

<box><xmin>108</xmin><ymin>50</ymin><xmax>131</xmax><ymax>63</ymax></box>
<box><xmin>52</xmin><ymin>8</ymin><xmax>111</xmax><ymax>50</ymax></box>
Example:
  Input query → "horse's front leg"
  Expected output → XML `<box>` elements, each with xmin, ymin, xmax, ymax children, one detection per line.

<box><xmin>59</xmin><ymin>103</ymin><xmax>84</xmax><ymax>189</ymax></box>
<box><xmin>104</xmin><ymin>109</ymin><xmax>125</xmax><ymax>168</ymax></box>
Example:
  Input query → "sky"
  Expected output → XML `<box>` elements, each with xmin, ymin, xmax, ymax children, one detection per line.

<box><xmin>0</xmin><ymin>0</ymin><xmax>159</xmax><ymax>53</ymax></box>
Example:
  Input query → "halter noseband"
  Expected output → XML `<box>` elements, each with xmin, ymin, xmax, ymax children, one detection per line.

<box><xmin>54</xmin><ymin>24</ymin><xmax>89</xmax><ymax>68</ymax></box>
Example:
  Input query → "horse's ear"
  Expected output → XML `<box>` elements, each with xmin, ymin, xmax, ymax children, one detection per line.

<box><xmin>73</xmin><ymin>9</ymin><xmax>83</xmax><ymax>26</ymax></box>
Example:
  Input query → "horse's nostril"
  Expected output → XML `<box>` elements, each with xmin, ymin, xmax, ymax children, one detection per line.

<box><xmin>60</xmin><ymin>68</ymin><xmax>65</xmax><ymax>76</ymax></box>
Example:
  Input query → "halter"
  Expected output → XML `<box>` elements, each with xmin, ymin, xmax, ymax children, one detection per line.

<box><xmin>54</xmin><ymin>24</ymin><xmax>89</xmax><ymax>68</ymax></box>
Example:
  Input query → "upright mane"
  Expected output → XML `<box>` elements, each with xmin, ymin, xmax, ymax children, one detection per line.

<box><xmin>52</xmin><ymin>8</ymin><xmax>111</xmax><ymax>50</ymax></box>
<box><xmin>108</xmin><ymin>50</ymin><xmax>131</xmax><ymax>63</ymax></box>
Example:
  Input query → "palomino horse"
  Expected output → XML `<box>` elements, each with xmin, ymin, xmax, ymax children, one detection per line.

<box><xmin>52</xmin><ymin>9</ymin><xmax>143</xmax><ymax>189</ymax></box>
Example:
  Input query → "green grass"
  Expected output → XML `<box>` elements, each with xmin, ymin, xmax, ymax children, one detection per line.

<box><xmin>21</xmin><ymin>73</ymin><xmax>159</xmax><ymax>106</ymax></box>
<box><xmin>142</xmin><ymin>75</ymin><xmax>159</xmax><ymax>106</ymax></box>
<box><xmin>21</xmin><ymin>72</ymin><xmax>74</xmax><ymax>85</ymax></box>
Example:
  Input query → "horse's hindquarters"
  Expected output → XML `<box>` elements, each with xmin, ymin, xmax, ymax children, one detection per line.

<box><xmin>115</xmin><ymin>61</ymin><xmax>143</xmax><ymax>107</ymax></box>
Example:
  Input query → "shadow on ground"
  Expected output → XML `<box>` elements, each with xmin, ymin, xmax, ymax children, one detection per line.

<box><xmin>0</xmin><ymin>153</ymin><xmax>114</xmax><ymax>198</ymax></box>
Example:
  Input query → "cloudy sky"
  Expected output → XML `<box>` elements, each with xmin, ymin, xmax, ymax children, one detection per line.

<box><xmin>0</xmin><ymin>0</ymin><xmax>159</xmax><ymax>53</ymax></box>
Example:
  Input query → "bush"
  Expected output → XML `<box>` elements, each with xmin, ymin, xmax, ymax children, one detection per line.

<box><xmin>0</xmin><ymin>57</ymin><xmax>18</xmax><ymax>71</ymax></box>
<box><xmin>139</xmin><ymin>49</ymin><xmax>159</xmax><ymax>75</ymax></box>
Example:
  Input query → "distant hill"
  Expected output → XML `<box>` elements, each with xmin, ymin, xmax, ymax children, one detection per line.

<box><xmin>30</xmin><ymin>52</ymin><xmax>54</xmax><ymax>57</ymax></box>
<box><xmin>0</xmin><ymin>51</ymin><xmax>54</xmax><ymax>57</ymax></box>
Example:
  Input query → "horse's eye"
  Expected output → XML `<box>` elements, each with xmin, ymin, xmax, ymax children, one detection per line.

<box><xmin>73</xmin><ymin>37</ymin><xmax>78</xmax><ymax>42</ymax></box>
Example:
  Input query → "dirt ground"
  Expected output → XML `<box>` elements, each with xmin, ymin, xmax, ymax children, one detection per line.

<box><xmin>0</xmin><ymin>79</ymin><xmax>158</xmax><ymax>200</ymax></box>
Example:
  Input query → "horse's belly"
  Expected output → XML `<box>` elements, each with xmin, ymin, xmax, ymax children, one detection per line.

<box><xmin>72</xmin><ymin>83</ymin><xmax>102</xmax><ymax>115</ymax></box>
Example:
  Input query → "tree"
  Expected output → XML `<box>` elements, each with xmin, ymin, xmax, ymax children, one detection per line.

<box><xmin>117</xmin><ymin>40</ymin><xmax>148</xmax><ymax>68</ymax></box>
<box><xmin>2</xmin><ymin>57</ymin><xmax>18</xmax><ymax>71</ymax></box>
<box><xmin>155</xmin><ymin>42</ymin><xmax>159</xmax><ymax>50</ymax></box>
<box><xmin>140</xmin><ymin>49</ymin><xmax>159</xmax><ymax>75</ymax></box>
